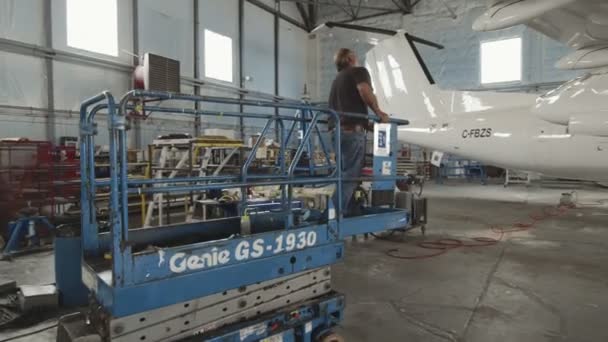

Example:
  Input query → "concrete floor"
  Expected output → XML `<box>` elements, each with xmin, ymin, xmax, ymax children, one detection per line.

<box><xmin>334</xmin><ymin>184</ymin><xmax>608</xmax><ymax>342</ymax></box>
<box><xmin>2</xmin><ymin>183</ymin><xmax>608</xmax><ymax>341</ymax></box>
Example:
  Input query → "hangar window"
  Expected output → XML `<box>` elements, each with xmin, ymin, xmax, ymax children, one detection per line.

<box><xmin>204</xmin><ymin>29</ymin><xmax>233</xmax><ymax>83</ymax></box>
<box><xmin>67</xmin><ymin>0</ymin><xmax>118</xmax><ymax>56</ymax></box>
<box><xmin>480</xmin><ymin>37</ymin><xmax>522</xmax><ymax>85</ymax></box>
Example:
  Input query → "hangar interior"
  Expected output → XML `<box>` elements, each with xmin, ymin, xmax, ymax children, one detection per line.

<box><xmin>0</xmin><ymin>0</ymin><xmax>607</xmax><ymax>341</ymax></box>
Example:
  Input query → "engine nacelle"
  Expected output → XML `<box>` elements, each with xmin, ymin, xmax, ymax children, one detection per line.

<box><xmin>472</xmin><ymin>0</ymin><xmax>576</xmax><ymax>32</ymax></box>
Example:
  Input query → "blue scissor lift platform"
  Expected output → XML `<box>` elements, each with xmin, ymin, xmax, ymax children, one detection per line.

<box><xmin>55</xmin><ymin>90</ymin><xmax>412</xmax><ymax>342</ymax></box>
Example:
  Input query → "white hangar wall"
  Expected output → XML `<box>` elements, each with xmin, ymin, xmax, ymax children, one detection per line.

<box><xmin>0</xmin><ymin>0</ymin><xmax>309</xmax><ymax>145</ymax></box>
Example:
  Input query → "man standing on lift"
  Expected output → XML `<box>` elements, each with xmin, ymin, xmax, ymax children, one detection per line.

<box><xmin>328</xmin><ymin>48</ymin><xmax>390</xmax><ymax>217</ymax></box>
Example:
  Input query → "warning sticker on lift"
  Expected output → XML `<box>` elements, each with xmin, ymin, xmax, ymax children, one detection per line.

<box><xmin>382</xmin><ymin>161</ymin><xmax>392</xmax><ymax>175</ymax></box>
<box><xmin>239</xmin><ymin>322</ymin><xmax>266</xmax><ymax>341</ymax></box>
<box><xmin>373</xmin><ymin>123</ymin><xmax>391</xmax><ymax>157</ymax></box>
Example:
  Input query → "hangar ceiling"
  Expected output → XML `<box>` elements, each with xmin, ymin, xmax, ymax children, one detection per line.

<box><xmin>284</xmin><ymin>0</ymin><xmax>421</xmax><ymax>30</ymax></box>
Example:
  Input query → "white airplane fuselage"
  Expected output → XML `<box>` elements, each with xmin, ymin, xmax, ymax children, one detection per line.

<box><xmin>364</xmin><ymin>32</ymin><xmax>608</xmax><ymax>182</ymax></box>
<box><xmin>402</xmin><ymin>108</ymin><xmax>608</xmax><ymax>182</ymax></box>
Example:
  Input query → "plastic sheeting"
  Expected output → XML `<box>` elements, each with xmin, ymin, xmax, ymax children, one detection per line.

<box><xmin>55</xmin><ymin>114</ymin><xmax>95</xmax><ymax>143</ymax></box>
<box><xmin>0</xmin><ymin>0</ymin><xmax>311</xmax><ymax>143</ymax></box>
<box><xmin>243</xmin><ymin>3</ymin><xmax>275</xmax><ymax>95</ymax></box>
<box><xmin>0</xmin><ymin>111</ymin><xmax>46</xmax><ymax>139</ymax></box>
<box><xmin>139</xmin><ymin>0</ymin><xmax>194</xmax><ymax>76</ymax></box>
<box><xmin>278</xmin><ymin>19</ymin><xmax>308</xmax><ymax>124</ymax></box>
<box><xmin>0</xmin><ymin>51</ymin><xmax>46</xmax><ymax>107</ymax></box>
<box><xmin>53</xmin><ymin>60</ymin><xmax>129</xmax><ymax>110</ymax></box>
<box><xmin>243</xmin><ymin>2</ymin><xmax>275</xmax><ymax>129</ymax></box>
<box><xmin>279</xmin><ymin>20</ymin><xmax>308</xmax><ymax>99</ymax></box>
<box><xmin>198</xmin><ymin>88</ymin><xmax>240</xmax><ymax>130</ymax></box>
<box><xmin>0</xmin><ymin>0</ymin><xmax>44</xmax><ymax>45</ymax></box>
<box><xmin>53</xmin><ymin>60</ymin><xmax>130</xmax><ymax>145</ymax></box>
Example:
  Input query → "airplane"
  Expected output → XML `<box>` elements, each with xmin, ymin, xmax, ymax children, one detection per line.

<box><xmin>317</xmin><ymin>0</ymin><xmax>608</xmax><ymax>182</ymax></box>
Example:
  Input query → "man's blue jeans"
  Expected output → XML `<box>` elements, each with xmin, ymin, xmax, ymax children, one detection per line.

<box><xmin>331</xmin><ymin>131</ymin><xmax>366</xmax><ymax>216</ymax></box>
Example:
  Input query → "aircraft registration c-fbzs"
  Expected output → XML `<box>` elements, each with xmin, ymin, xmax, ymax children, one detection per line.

<box><xmin>462</xmin><ymin>128</ymin><xmax>492</xmax><ymax>139</ymax></box>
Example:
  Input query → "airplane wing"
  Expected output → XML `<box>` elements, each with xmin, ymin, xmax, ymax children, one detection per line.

<box><xmin>473</xmin><ymin>0</ymin><xmax>608</xmax><ymax>70</ymax></box>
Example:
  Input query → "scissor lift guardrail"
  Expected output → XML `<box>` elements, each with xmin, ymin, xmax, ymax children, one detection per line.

<box><xmin>67</xmin><ymin>90</ymin><xmax>409</xmax><ymax>340</ymax></box>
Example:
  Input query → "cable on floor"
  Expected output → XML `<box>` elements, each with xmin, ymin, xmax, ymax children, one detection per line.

<box><xmin>386</xmin><ymin>204</ymin><xmax>575</xmax><ymax>260</ymax></box>
<box><xmin>0</xmin><ymin>323</ymin><xmax>58</xmax><ymax>342</ymax></box>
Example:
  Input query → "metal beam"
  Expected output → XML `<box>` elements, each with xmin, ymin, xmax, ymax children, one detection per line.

<box><xmin>274</xmin><ymin>0</ymin><xmax>280</xmax><ymax>101</ymax></box>
<box><xmin>132</xmin><ymin>0</ymin><xmax>140</xmax><ymax>76</ymax></box>
<box><xmin>43</xmin><ymin>0</ymin><xmax>55</xmax><ymax>143</ymax></box>
<box><xmin>439</xmin><ymin>0</ymin><xmax>457</xmax><ymax>19</ymax></box>
<box><xmin>246</xmin><ymin>0</ymin><xmax>308</xmax><ymax>31</ymax></box>
<box><xmin>132</xmin><ymin>0</ymin><xmax>142</xmax><ymax>148</ymax></box>
<box><xmin>390</xmin><ymin>0</ymin><xmax>407</xmax><ymax>12</ymax></box>
<box><xmin>274</xmin><ymin>0</ymin><xmax>280</xmax><ymax>139</ymax></box>
<box><xmin>295</xmin><ymin>2</ymin><xmax>312</xmax><ymax>30</ymax></box>
<box><xmin>325</xmin><ymin>21</ymin><xmax>397</xmax><ymax>35</ymax></box>
<box><xmin>238</xmin><ymin>0</ymin><xmax>245</xmax><ymax>140</ymax></box>
<box><xmin>283</xmin><ymin>0</ymin><xmax>397</xmax><ymax>12</ymax></box>
<box><xmin>193</xmin><ymin>0</ymin><xmax>202</xmax><ymax>137</ymax></box>
<box><xmin>309</xmin><ymin>0</ymin><xmax>318</xmax><ymax>30</ymax></box>
<box><xmin>354</xmin><ymin>0</ymin><xmax>363</xmax><ymax>18</ymax></box>
<box><xmin>336</xmin><ymin>9</ymin><xmax>404</xmax><ymax>23</ymax></box>
<box><xmin>405</xmin><ymin>32</ymin><xmax>444</xmax><ymax>50</ymax></box>
<box><xmin>343</xmin><ymin>0</ymin><xmax>353</xmax><ymax>16</ymax></box>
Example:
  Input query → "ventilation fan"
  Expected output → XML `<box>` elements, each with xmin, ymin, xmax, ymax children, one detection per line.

<box><xmin>133</xmin><ymin>53</ymin><xmax>181</xmax><ymax>93</ymax></box>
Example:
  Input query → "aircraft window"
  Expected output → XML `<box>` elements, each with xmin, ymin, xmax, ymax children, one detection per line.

<box><xmin>376</xmin><ymin>60</ymin><xmax>393</xmax><ymax>98</ymax></box>
<box><xmin>67</xmin><ymin>0</ymin><xmax>118</xmax><ymax>56</ymax></box>
<box><xmin>480</xmin><ymin>37</ymin><xmax>522</xmax><ymax>84</ymax></box>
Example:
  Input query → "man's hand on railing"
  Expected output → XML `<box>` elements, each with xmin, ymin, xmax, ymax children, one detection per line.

<box><xmin>376</xmin><ymin>110</ymin><xmax>390</xmax><ymax>123</ymax></box>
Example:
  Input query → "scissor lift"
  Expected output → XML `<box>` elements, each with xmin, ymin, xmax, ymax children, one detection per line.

<box><xmin>55</xmin><ymin>90</ymin><xmax>411</xmax><ymax>342</ymax></box>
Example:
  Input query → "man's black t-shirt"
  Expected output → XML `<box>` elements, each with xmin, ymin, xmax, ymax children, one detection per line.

<box><xmin>328</xmin><ymin>66</ymin><xmax>372</xmax><ymax>129</ymax></box>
